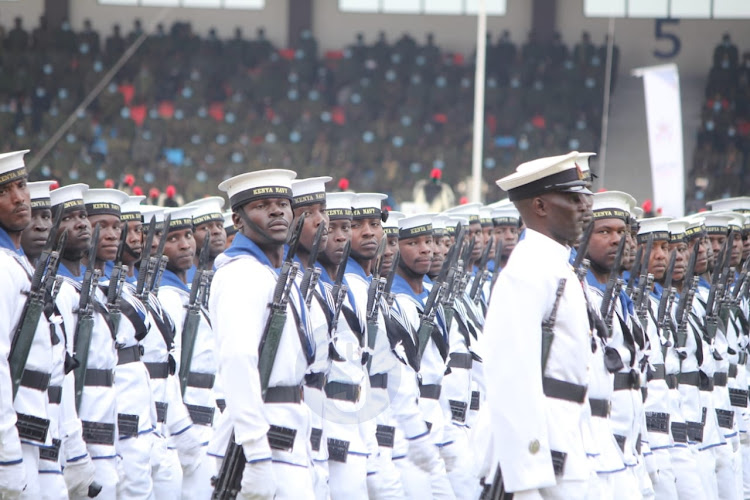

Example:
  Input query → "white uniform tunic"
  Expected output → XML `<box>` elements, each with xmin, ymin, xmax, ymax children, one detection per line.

<box><xmin>484</xmin><ymin>228</ymin><xmax>593</xmax><ymax>494</ymax></box>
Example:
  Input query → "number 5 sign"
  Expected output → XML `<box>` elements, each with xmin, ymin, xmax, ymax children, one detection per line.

<box><xmin>653</xmin><ymin>19</ymin><xmax>681</xmax><ymax>59</ymax></box>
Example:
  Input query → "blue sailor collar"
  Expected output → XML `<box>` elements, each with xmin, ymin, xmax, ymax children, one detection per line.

<box><xmin>0</xmin><ymin>225</ymin><xmax>24</xmax><ymax>257</ymax></box>
<box><xmin>585</xmin><ymin>268</ymin><xmax>634</xmax><ymax>315</ymax></box>
<box><xmin>58</xmin><ymin>261</ymin><xmax>86</xmax><ymax>282</ymax></box>
<box><xmin>223</xmin><ymin>232</ymin><xmax>276</xmax><ymax>269</ymax></box>
<box><xmin>391</xmin><ymin>274</ymin><xmax>429</xmax><ymax>303</ymax></box>
<box><xmin>159</xmin><ymin>268</ymin><xmax>191</xmax><ymax>294</ymax></box>
<box><xmin>345</xmin><ymin>256</ymin><xmax>370</xmax><ymax>282</ymax></box>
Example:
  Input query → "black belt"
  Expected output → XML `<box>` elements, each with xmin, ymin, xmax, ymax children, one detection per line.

<box><xmin>84</xmin><ymin>369</ymin><xmax>114</xmax><ymax>387</ymax></box>
<box><xmin>117</xmin><ymin>345</ymin><xmax>143</xmax><ymax>365</ymax></box>
<box><xmin>263</xmin><ymin>385</ymin><xmax>303</xmax><ymax>404</ymax></box>
<box><xmin>665</xmin><ymin>374</ymin><xmax>679</xmax><ymax>390</ymax></box>
<box><xmin>325</xmin><ymin>382</ymin><xmax>361</xmax><ymax>402</ymax></box>
<box><xmin>419</xmin><ymin>384</ymin><xmax>442</xmax><ymax>400</ymax></box>
<box><xmin>614</xmin><ymin>370</ymin><xmax>640</xmax><ymax>391</ymax></box>
<box><xmin>589</xmin><ymin>398</ymin><xmax>610</xmax><ymax>418</ymax></box>
<box><xmin>679</xmin><ymin>371</ymin><xmax>714</xmax><ymax>391</ymax></box>
<box><xmin>186</xmin><ymin>404</ymin><xmax>215</xmax><ymax>426</ymax></box>
<box><xmin>649</xmin><ymin>364</ymin><xmax>666</xmax><ymax>381</ymax></box>
<box><xmin>145</xmin><ymin>362</ymin><xmax>170</xmax><ymax>379</ymax></box>
<box><xmin>48</xmin><ymin>386</ymin><xmax>62</xmax><ymax>405</ymax></box>
<box><xmin>542</xmin><ymin>377</ymin><xmax>587</xmax><ymax>403</ymax></box>
<box><xmin>81</xmin><ymin>421</ymin><xmax>115</xmax><ymax>445</ymax></box>
<box><xmin>369</xmin><ymin>373</ymin><xmax>388</xmax><ymax>389</ymax></box>
<box><xmin>305</xmin><ymin>372</ymin><xmax>326</xmax><ymax>390</ymax></box>
<box><xmin>714</xmin><ymin>372</ymin><xmax>728</xmax><ymax>387</ymax></box>
<box><xmin>729</xmin><ymin>364</ymin><xmax>738</xmax><ymax>379</ymax></box>
<box><xmin>186</xmin><ymin>372</ymin><xmax>215</xmax><ymax>389</ymax></box>
<box><xmin>447</xmin><ymin>353</ymin><xmax>473</xmax><ymax>369</ymax></box>
<box><xmin>20</xmin><ymin>369</ymin><xmax>51</xmax><ymax>392</ymax></box>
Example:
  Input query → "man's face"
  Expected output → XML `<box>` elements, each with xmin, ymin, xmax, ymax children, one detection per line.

<box><xmin>705</xmin><ymin>236</ymin><xmax>715</xmax><ymax>272</ymax></box>
<box><xmin>429</xmin><ymin>234</ymin><xmax>449</xmax><ymax>277</ymax></box>
<box><xmin>742</xmin><ymin>233</ymin><xmax>750</xmax><ymax>261</ymax></box>
<box><xmin>623</xmin><ymin>227</ymin><xmax>637</xmax><ymax>271</ymax></box>
<box><xmin>193</xmin><ymin>220</ymin><xmax>227</xmax><ymax>259</ymax></box>
<box><xmin>59</xmin><ymin>208</ymin><xmax>92</xmax><ymax>255</ymax></box>
<box><xmin>539</xmin><ymin>191</ymin><xmax>588</xmax><ymax>245</ymax></box>
<box><xmin>320</xmin><ymin>218</ymin><xmax>351</xmax><ymax>268</ymax></box>
<box><xmin>235</xmin><ymin>197</ymin><xmax>293</xmax><ymax>245</ymax></box>
<box><xmin>21</xmin><ymin>208</ymin><xmax>52</xmax><ymax>259</ymax></box>
<box><xmin>468</xmin><ymin>222</ymin><xmax>483</xmax><ymax>261</ymax></box>
<box><xmin>688</xmin><ymin>237</ymin><xmax>708</xmax><ymax>275</ymax></box>
<box><xmin>350</xmin><ymin>217</ymin><xmax>383</xmax><ymax>261</ymax></box>
<box><xmin>398</xmin><ymin>234</ymin><xmax>433</xmax><ymax>276</ymax></box>
<box><xmin>0</xmin><ymin>178</ymin><xmax>31</xmax><ymax>233</ymax></box>
<box><xmin>669</xmin><ymin>240</ymin><xmax>688</xmax><ymax>282</ymax></box>
<box><xmin>492</xmin><ymin>224</ymin><xmax>519</xmax><ymax>258</ymax></box>
<box><xmin>381</xmin><ymin>234</ymin><xmax>399</xmax><ymax>276</ymax></box>
<box><xmin>122</xmin><ymin>220</ymin><xmax>144</xmax><ymax>266</ymax></box>
<box><xmin>709</xmin><ymin>234</ymin><xmax>727</xmax><ymax>266</ymax></box>
<box><xmin>481</xmin><ymin>226</ymin><xmax>492</xmax><ymax>249</ymax></box>
<box><xmin>730</xmin><ymin>231</ymin><xmax>743</xmax><ymax>267</ymax></box>
<box><xmin>164</xmin><ymin>228</ymin><xmax>196</xmax><ymax>272</ymax></box>
<box><xmin>294</xmin><ymin>202</ymin><xmax>329</xmax><ymax>257</ymax></box>
<box><xmin>647</xmin><ymin>239</ymin><xmax>670</xmax><ymax>281</ymax></box>
<box><xmin>89</xmin><ymin>214</ymin><xmax>122</xmax><ymax>262</ymax></box>
<box><xmin>587</xmin><ymin>218</ymin><xmax>626</xmax><ymax>274</ymax></box>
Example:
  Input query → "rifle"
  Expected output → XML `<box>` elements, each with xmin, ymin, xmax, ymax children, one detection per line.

<box><xmin>212</xmin><ymin>215</ymin><xmax>305</xmax><ymax>500</ymax></box>
<box><xmin>675</xmin><ymin>242</ymin><xmax>701</xmax><ymax>348</ymax></box>
<box><xmin>105</xmin><ymin>222</ymin><xmax>129</xmax><ymax>335</ymax></box>
<box><xmin>704</xmin><ymin>234</ymin><xmax>733</xmax><ymax>338</ymax></box>
<box><xmin>469</xmin><ymin>237</ymin><xmax>493</xmax><ymax>303</ymax></box>
<box><xmin>300</xmin><ymin>223</ymin><xmax>326</xmax><ymax>307</ymax></box>
<box><xmin>441</xmin><ymin>223</ymin><xmax>467</xmax><ymax>308</ymax></box>
<box><xmin>382</xmin><ymin>248</ymin><xmax>400</xmax><ymax>307</ymax></box>
<box><xmin>329</xmin><ymin>241</ymin><xmax>351</xmax><ymax>335</ymax></box>
<box><xmin>632</xmin><ymin>233</ymin><xmax>654</xmax><ymax>313</ymax></box>
<box><xmin>365</xmin><ymin>238</ymin><xmax>387</xmax><ymax>372</ymax></box>
<box><xmin>625</xmin><ymin>245</ymin><xmax>644</xmax><ymax>297</ymax></box>
<box><xmin>9</xmin><ymin>213</ymin><xmax>65</xmax><ymax>399</ymax></box>
<box><xmin>455</xmin><ymin>237</ymin><xmax>476</xmax><ymax>297</ymax></box>
<box><xmin>73</xmin><ymin>223</ymin><xmax>102</xmax><ymax>412</ymax></box>
<box><xmin>655</xmin><ymin>251</ymin><xmax>677</xmax><ymax>333</ymax></box>
<box><xmin>573</xmin><ymin>222</ymin><xmax>594</xmax><ymax>282</ymax></box>
<box><xmin>599</xmin><ymin>235</ymin><xmax>627</xmax><ymax>324</ymax></box>
<box><xmin>731</xmin><ymin>256</ymin><xmax>750</xmax><ymax>304</ymax></box>
<box><xmin>489</xmin><ymin>238</ymin><xmax>504</xmax><ymax>298</ymax></box>
<box><xmin>178</xmin><ymin>235</ymin><xmax>212</xmax><ymax>396</ymax></box>
<box><xmin>146</xmin><ymin>213</ymin><xmax>172</xmax><ymax>296</ymax></box>
<box><xmin>134</xmin><ymin>217</ymin><xmax>157</xmax><ymax>299</ymax></box>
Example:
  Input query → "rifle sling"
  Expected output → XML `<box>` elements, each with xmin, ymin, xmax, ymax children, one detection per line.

<box><xmin>289</xmin><ymin>301</ymin><xmax>314</xmax><ymax>366</ymax></box>
<box><xmin>145</xmin><ymin>302</ymin><xmax>176</xmax><ymax>350</ymax></box>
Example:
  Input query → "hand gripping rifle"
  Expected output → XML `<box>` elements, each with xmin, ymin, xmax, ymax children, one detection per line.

<box><xmin>73</xmin><ymin>223</ymin><xmax>102</xmax><ymax>412</ymax></box>
<box><xmin>625</xmin><ymin>245</ymin><xmax>644</xmax><ymax>297</ymax></box>
<box><xmin>134</xmin><ymin>216</ymin><xmax>157</xmax><ymax>300</ymax></box>
<box><xmin>655</xmin><ymin>251</ymin><xmax>677</xmax><ymax>336</ymax></box>
<box><xmin>365</xmin><ymin>238</ymin><xmax>387</xmax><ymax>372</ymax></box>
<box><xmin>9</xmin><ymin>211</ymin><xmax>65</xmax><ymax>398</ymax></box>
<box><xmin>469</xmin><ymin>237</ymin><xmax>493</xmax><ymax>304</ymax></box>
<box><xmin>704</xmin><ymin>234</ymin><xmax>732</xmax><ymax>339</ymax></box>
<box><xmin>675</xmin><ymin>241</ymin><xmax>701</xmax><ymax>348</ymax></box>
<box><xmin>329</xmin><ymin>240</ymin><xmax>351</xmax><ymax>335</ymax></box>
<box><xmin>105</xmin><ymin>222</ymin><xmax>129</xmax><ymax>335</ymax></box>
<box><xmin>633</xmin><ymin>233</ymin><xmax>654</xmax><ymax>318</ymax></box>
<box><xmin>179</xmin><ymin>234</ymin><xmax>212</xmax><ymax>396</ymax></box>
<box><xmin>572</xmin><ymin>222</ymin><xmax>595</xmax><ymax>283</ymax></box>
<box><xmin>211</xmin><ymin>215</ymin><xmax>305</xmax><ymax>500</ymax></box>
<box><xmin>300</xmin><ymin>223</ymin><xmax>326</xmax><ymax>307</ymax></box>
<box><xmin>599</xmin><ymin>235</ymin><xmax>627</xmax><ymax>324</ymax></box>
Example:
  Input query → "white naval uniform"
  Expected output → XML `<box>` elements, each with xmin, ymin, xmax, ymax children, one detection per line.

<box><xmin>209</xmin><ymin>241</ymin><xmax>315</xmax><ymax>500</ymax></box>
<box><xmin>55</xmin><ymin>277</ymin><xmax>119</xmax><ymax>499</ymax></box>
<box><xmin>158</xmin><ymin>271</ymin><xmax>220</xmax><ymax>500</ymax></box>
<box><xmin>0</xmin><ymin>249</ymin><xmax>55</xmax><ymax>499</ymax></box>
<box><xmin>484</xmin><ymin>228</ymin><xmax>592</xmax><ymax>498</ymax></box>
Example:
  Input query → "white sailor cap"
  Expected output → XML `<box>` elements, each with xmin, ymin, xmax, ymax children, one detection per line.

<box><xmin>383</xmin><ymin>210</ymin><xmax>404</xmax><ymax>236</ymax></box>
<box><xmin>291</xmin><ymin>176</ymin><xmax>331</xmax><ymax>208</ymax></box>
<box><xmin>165</xmin><ymin>206</ymin><xmax>196</xmax><ymax>232</ymax></box>
<box><xmin>443</xmin><ymin>202</ymin><xmax>482</xmax><ymax>224</ymax></box>
<box><xmin>632</xmin><ymin>206</ymin><xmax>645</xmax><ymax>220</ymax></box>
<box><xmin>120</xmin><ymin>195</ymin><xmax>145</xmax><ymax>222</ymax></box>
<box><xmin>702</xmin><ymin>212</ymin><xmax>734</xmax><ymax>235</ymax></box>
<box><xmin>0</xmin><ymin>150</ymin><xmax>29</xmax><ymax>186</ymax></box>
<box><xmin>218</xmin><ymin>169</ymin><xmax>296</xmax><ymax>210</ymax></box>
<box><xmin>432</xmin><ymin>214</ymin><xmax>450</xmax><ymax>236</ymax></box>
<box><xmin>490</xmin><ymin>205</ymin><xmax>520</xmax><ymax>226</ymax></box>
<box><xmin>186</xmin><ymin>196</ymin><xmax>225</xmax><ymax>226</ymax></box>
<box><xmin>684</xmin><ymin>215</ymin><xmax>706</xmax><ymax>241</ymax></box>
<box><xmin>668</xmin><ymin>219</ymin><xmax>689</xmax><ymax>243</ymax></box>
<box><xmin>479</xmin><ymin>207</ymin><xmax>493</xmax><ymax>227</ymax></box>
<box><xmin>28</xmin><ymin>181</ymin><xmax>55</xmax><ymax>210</ymax></box>
<box><xmin>223</xmin><ymin>211</ymin><xmax>237</xmax><ymax>236</ymax></box>
<box><xmin>141</xmin><ymin>205</ymin><xmax>166</xmax><ymax>231</ymax></box>
<box><xmin>717</xmin><ymin>211</ymin><xmax>745</xmax><ymax>233</ymax></box>
<box><xmin>326</xmin><ymin>192</ymin><xmax>355</xmax><ymax>220</ymax></box>
<box><xmin>706</xmin><ymin>196</ymin><xmax>750</xmax><ymax>214</ymax></box>
<box><xmin>486</xmin><ymin>197</ymin><xmax>512</xmax><ymax>209</ymax></box>
<box><xmin>497</xmin><ymin>151</ymin><xmax>592</xmax><ymax>201</ymax></box>
<box><xmin>351</xmin><ymin>193</ymin><xmax>387</xmax><ymax>220</ymax></box>
<box><xmin>83</xmin><ymin>188</ymin><xmax>129</xmax><ymax>217</ymax></box>
<box><xmin>398</xmin><ymin>213</ymin><xmax>434</xmax><ymax>239</ymax></box>
<box><xmin>592</xmin><ymin>191</ymin><xmax>635</xmax><ymax>221</ymax></box>
<box><xmin>50</xmin><ymin>183</ymin><xmax>89</xmax><ymax>212</ymax></box>
<box><xmin>443</xmin><ymin>215</ymin><xmax>470</xmax><ymax>236</ymax></box>
<box><xmin>575</xmin><ymin>152</ymin><xmax>596</xmax><ymax>182</ymax></box>
<box><xmin>636</xmin><ymin>216</ymin><xmax>673</xmax><ymax>243</ymax></box>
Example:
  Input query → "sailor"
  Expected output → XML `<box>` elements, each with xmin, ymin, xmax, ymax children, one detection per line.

<box><xmin>488</xmin><ymin>203</ymin><xmax>520</xmax><ymax>274</ymax></box>
<box><xmin>210</xmin><ymin>169</ymin><xmax>315</xmax><ymax>499</ymax></box>
<box><xmin>157</xmin><ymin>204</ymin><xmax>219</xmax><ymax>500</ymax></box>
<box><xmin>222</xmin><ymin>211</ymin><xmax>238</xmax><ymax>247</ymax></box>
<box><xmin>184</xmin><ymin>196</ymin><xmax>227</xmax><ymax>283</ymax></box>
<box><xmin>486</xmin><ymin>151</ymin><xmax>594</xmax><ymax>498</ymax></box>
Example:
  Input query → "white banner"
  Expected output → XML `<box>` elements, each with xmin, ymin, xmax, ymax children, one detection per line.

<box><xmin>634</xmin><ymin>63</ymin><xmax>685</xmax><ymax>217</ymax></box>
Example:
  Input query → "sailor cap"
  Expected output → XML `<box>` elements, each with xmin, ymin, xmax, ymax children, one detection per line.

<box><xmin>706</xmin><ymin>197</ymin><xmax>750</xmax><ymax>214</ymax></box>
<box><xmin>83</xmin><ymin>188</ymin><xmax>129</xmax><ymax>217</ymax></box>
<box><xmin>28</xmin><ymin>181</ymin><xmax>55</xmax><ymax>210</ymax></box>
<box><xmin>50</xmin><ymin>183</ymin><xmax>89</xmax><ymax>212</ymax></box>
<box><xmin>592</xmin><ymin>191</ymin><xmax>635</xmax><ymax>221</ymax></box>
<box><xmin>326</xmin><ymin>192</ymin><xmax>355</xmax><ymax>220</ymax></box>
<box><xmin>291</xmin><ymin>176</ymin><xmax>331</xmax><ymax>208</ymax></box>
<box><xmin>218</xmin><ymin>169</ymin><xmax>296</xmax><ymax>210</ymax></box>
<box><xmin>186</xmin><ymin>196</ymin><xmax>225</xmax><ymax>226</ymax></box>
<box><xmin>636</xmin><ymin>216</ymin><xmax>673</xmax><ymax>243</ymax></box>
<box><xmin>0</xmin><ymin>150</ymin><xmax>29</xmax><ymax>186</ymax></box>
<box><xmin>120</xmin><ymin>195</ymin><xmax>146</xmax><ymax>222</ymax></box>
<box><xmin>383</xmin><ymin>210</ymin><xmax>405</xmax><ymax>236</ymax></box>
<box><xmin>398</xmin><ymin>213</ymin><xmax>434</xmax><ymax>239</ymax></box>
<box><xmin>351</xmin><ymin>193</ymin><xmax>387</xmax><ymax>220</ymax></box>
<box><xmin>497</xmin><ymin>151</ymin><xmax>593</xmax><ymax>201</ymax></box>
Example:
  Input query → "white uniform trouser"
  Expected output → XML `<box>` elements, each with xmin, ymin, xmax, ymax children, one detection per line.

<box><xmin>715</xmin><ymin>439</ymin><xmax>740</xmax><ymax>500</ymax></box>
<box><xmin>651</xmin><ymin>448</ymin><xmax>678</xmax><ymax>500</ymax></box>
<box><xmin>671</xmin><ymin>445</ymin><xmax>707</xmax><ymax>500</ymax></box>
<box><xmin>513</xmin><ymin>479</ymin><xmax>589</xmax><ymax>500</ymax></box>
<box><xmin>367</xmin><ymin>447</ymin><xmax>404</xmax><ymax>499</ymax></box>
<box><xmin>440</xmin><ymin>430</ymin><xmax>478</xmax><ymax>500</ymax></box>
<box><xmin>273</xmin><ymin>461</ymin><xmax>315</xmax><ymax>500</ymax></box>
<box><xmin>151</xmin><ymin>437</ymin><xmax>182</xmax><ymax>500</ymax></box>
<box><xmin>38</xmin><ymin>470</ymin><xmax>68</xmax><ymax>500</ymax></box>
<box><xmin>18</xmin><ymin>444</ymin><xmax>41</xmax><ymax>500</ymax></box>
<box><xmin>398</xmin><ymin>453</ymin><xmax>455</xmax><ymax>500</ymax></box>
<box><xmin>609</xmin><ymin>467</ymin><xmax>643</xmax><ymax>500</ymax></box>
<box><xmin>311</xmin><ymin>459</ymin><xmax>329</xmax><ymax>500</ymax></box>
<box><xmin>70</xmin><ymin>456</ymin><xmax>118</xmax><ymax>500</ymax></box>
<box><xmin>742</xmin><ymin>430</ymin><xmax>750</xmax><ymax>499</ymax></box>
<box><xmin>587</xmin><ymin>471</ymin><xmax>614</xmax><ymax>500</ymax></box>
<box><xmin>181</xmin><ymin>445</ymin><xmax>215</xmax><ymax>500</ymax></box>
<box><xmin>116</xmin><ymin>433</ymin><xmax>154</xmax><ymax>499</ymax></box>
<box><xmin>329</xmin><ymin>454</ymin><xmax>368</xmax><ymax>500</ymax></box>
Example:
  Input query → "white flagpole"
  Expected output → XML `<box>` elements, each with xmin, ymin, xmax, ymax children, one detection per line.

<box><xmin>470</xmin><ymin>0</ymin><xmax>487</xmax><ymax>203</ymax></box>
